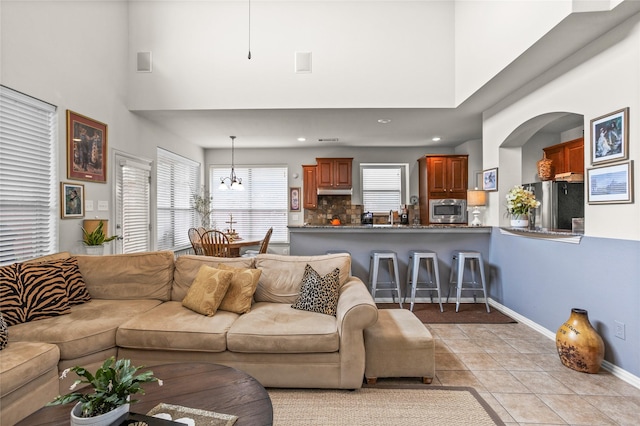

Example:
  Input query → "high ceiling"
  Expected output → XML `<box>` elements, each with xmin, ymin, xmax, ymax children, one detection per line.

<box><xmin>132</xmin><ymin>1</ymin><xmax>640</xmax><ymax>149</ymax></box>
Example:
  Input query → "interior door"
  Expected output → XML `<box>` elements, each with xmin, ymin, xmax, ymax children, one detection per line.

<box><xmin>114</xmin><ymin>153</ymin><xmax>152</xmax><ymax>253</ymax></box>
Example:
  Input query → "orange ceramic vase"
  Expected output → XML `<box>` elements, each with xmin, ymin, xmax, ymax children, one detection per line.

<box><xmin>556</xmin><ymin>308</ymin><xmax>605</xmax><ymax>373</ymax></box>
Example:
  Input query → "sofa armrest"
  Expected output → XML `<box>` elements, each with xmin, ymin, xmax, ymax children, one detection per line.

<box><xmin>335</xmin><ymin>277</ymin><xmax>378</xmax><ymax>388</ymax></box>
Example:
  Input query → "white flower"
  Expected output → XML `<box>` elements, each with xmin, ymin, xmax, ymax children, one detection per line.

<box><xmin>69</xmin><ymin>382</ymin><xmax>78</xmax><ymax>391</ymax></box>
<box><xmin>60</xmin><ymin>368</ymin><xmax>70</xmax><ymax>379</ymax></box>
<box><xmin>158</xmin><ymin>379</ymin><xmax>164</xmax><ymax>387</ymax></box>
<box><xmin>505</xmin><ymin>185</ymin><xmax>540</xmax><ymax>215</ymax></box>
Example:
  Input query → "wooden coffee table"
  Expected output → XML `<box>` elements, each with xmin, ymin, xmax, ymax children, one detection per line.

<box><xmin>18</xmin><ymin>363</ymin><xmax>273</xmax><ymax>426</ymax></box>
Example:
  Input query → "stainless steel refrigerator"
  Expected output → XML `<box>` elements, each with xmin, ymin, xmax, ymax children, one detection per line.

<box><xmin>522</xmin><ymin>181</ymin><xmax>584</xmax><ymax>231</ymax></box>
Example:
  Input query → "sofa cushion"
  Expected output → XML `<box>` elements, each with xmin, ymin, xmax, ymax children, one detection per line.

<box><xmin>117</xmin><ymin>301</ymin><xmax>238</xmax><ymax>353</ymax></box>
<box><xmin>227</xmin><ymin>302</ymin><xmax>339</xmax><ymax>353</ymax></box>
<box><xmin>292</xmin><ymin>265</ymin><xmax>341</xmax><ymax>316</ymax></box>
<box><xmin>181</xmin><ymin>266</ymin><xmax>233</xmax><ymax>316</ymax></box>
<box><xmin>217</xmin><ymin>264</ymin><xmax>262</xmax><ymax>314</ymax></box>
<box><xmin>172</xmin><ymin>255</ymin><xmax>255</xmax><ymax>301</ymax></box>
<box><xmin>0</xmin><ymin>312</ymin><xmax>7</xmax><ymax>350</ymax></box>
<box><xmin>76</xmin><ymin>251</ymin><xmax>174</xmax><ymax>301</ymax></box>
<box><xmin>7</xmin><ymin>299</ymin><xmax>162</xmax><ymax>360</ymax></box>
<box><xmin>0</xmin><ymin>341</ymin><xmax>60</xmax><ymax>398</ymax></box>
<box><xmin>253</xmin><ymin>253</ymin><xmax>351</xmax><ymax>303</ymax></box>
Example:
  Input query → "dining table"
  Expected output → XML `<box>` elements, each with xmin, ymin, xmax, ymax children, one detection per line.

<box><xmin>226</xmin><ymin>237</ymin><xmax>262</xmax><ymax>257</ymax></box>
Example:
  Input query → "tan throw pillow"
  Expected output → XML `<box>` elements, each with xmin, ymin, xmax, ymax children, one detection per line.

<box><xmin>182</xmin><ymin>265</ymin><xmax>233</xmax><ymax>316</ymax></box>
<box><xmin>216</xmin><ymin>264</ymin><xmax>262</xmax><ymax>314</ymax></box>
<box><xmin>291</xmin><ymin>264</ymin><xmax>341</xmax><ymax>316</ymax></box>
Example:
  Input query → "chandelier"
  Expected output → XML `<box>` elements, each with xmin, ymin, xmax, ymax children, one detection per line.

<box><xmin>218</xmin><ymin>136</ymin><xmax>244</xmax><ymax>191</ymax></box>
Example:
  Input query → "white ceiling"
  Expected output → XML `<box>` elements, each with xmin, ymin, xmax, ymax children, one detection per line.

<box><xmin>132</xmin><ymin>2</ymin><xmax>640</xmax><ymax>149</ymax></box>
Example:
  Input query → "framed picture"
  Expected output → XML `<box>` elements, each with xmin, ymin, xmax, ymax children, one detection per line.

<box><xmin>67</xmin><ymin>110</ymin><xmax>108</xmax><ymax>182</ymax></box>
<box><xmin>590</xmin><ymin>107</ymin><xmax>628</xmax><ymax>165</ymax></box>
<box><xmin>482</xmin><ymin>168</ymin><xmax>498</xmax><ymax>191</ymax></box>
<box><xmin>61</xmin><ymin>182</ymin><xmax>85</xmax><ymax>218</ymax></box>
<box><xmin>290</xmin><ymin>187</ymin><xmax>301</xmax><ymax>211</ymax></box>
<box><xmin>587</xmin><ymin>161</ymin><xmax>633</xmax><ymax>204</ymax></box>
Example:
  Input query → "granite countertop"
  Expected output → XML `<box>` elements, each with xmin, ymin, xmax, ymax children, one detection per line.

<box><xmin>288</xmin><ymin>224</ymin><xmax>492</xmax><ymax>233</ymax></box>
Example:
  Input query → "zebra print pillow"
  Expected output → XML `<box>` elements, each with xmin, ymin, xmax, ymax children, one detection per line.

<box><xmin>35</xmin><ymin>257</ymin><xmax>91</xmax><ymax>305</ymax></box>
<box><xmin>0</xmin><ymin>262</ymin><xmax>71</xmax><ymax>326</ymax></box>
<box><xmin>0</xmin><ymin>312</ymin><xmax>8</xmax><ymax>350</ymax></box>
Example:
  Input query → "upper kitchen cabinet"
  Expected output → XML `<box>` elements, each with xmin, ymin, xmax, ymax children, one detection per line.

<box><xmin>421</xmin><ymin>155</ymin><xmax>468</xmax><ymax>199</ymax></box>
<box><xmin>316</xmin><ymin>158</ymin><xmax>353</xmax><ymax>189</ymax></box>
<box><xmin>302</xmin><ymin>165</ymin><xmax>318</xmax><ymax>209</ymax></box>
<box><xmin>543</xmin><ymin>138</ymin><xmax>584</xmax><ymax>177</ymax></box>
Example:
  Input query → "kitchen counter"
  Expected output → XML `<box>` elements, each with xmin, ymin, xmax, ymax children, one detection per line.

<box><xmin>499</xmin><ymin>227</ymin><xmax>583</xmax><ymax>244</ymax></box>
<box><xmin>289</xmin><ymin>224</ymin><xmax>491</xmax><ymax>233</ymax></box>
<box><xmin>289</xmin><ymin>225</ymin><xmax>491</xmax><ymax>297</ymax></box>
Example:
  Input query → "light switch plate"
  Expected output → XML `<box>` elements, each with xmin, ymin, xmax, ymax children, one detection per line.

<box><xmin>85</xmin><ymin>200</ymin><xmax>94</xmax><ymax>211</ymax></box>
<box><xmin>98</xmin><ymin>201</ymin><xmax>109</xmax><ymax>211</ymax></box>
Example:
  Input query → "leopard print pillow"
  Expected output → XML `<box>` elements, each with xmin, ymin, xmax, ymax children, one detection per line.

<box><xmin>291</xmin><ymin>264</ymin><xmax>341</xmax><ymax>316</ymax></box>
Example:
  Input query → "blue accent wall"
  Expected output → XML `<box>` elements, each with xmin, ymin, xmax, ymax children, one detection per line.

<box><xmin>489</xmin><ymin>228</ymin><xmax>640</xmax><ymax>377</ymax></box>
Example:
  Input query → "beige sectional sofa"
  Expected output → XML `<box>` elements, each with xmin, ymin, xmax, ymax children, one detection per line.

<box><xmin>0</xmin><ymin>251</ymin><xmax>378</xmax><ymax>424</ymax></box>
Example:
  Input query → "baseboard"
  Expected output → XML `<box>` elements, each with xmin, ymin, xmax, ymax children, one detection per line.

<box><xmin>488</xmin><ymin>298</ymin><xmax>640</xmax><ymax>390</ymax></box>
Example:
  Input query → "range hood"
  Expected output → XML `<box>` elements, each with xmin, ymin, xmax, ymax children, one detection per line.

<box><xmin>317</xmin><ymin>188</ymin><xmax>353</xmax><ymax>196</ymax></box>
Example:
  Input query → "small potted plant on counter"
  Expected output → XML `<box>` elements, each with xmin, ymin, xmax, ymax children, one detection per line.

<box><xmin>82</xmin><ymin>220</ymin><xmax>117</xmax><ymax>255</ymax></box>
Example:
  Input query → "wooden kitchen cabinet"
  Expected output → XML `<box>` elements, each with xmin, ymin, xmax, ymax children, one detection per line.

<box><xmin>543</xmin><ymin>138</ymin><xmax>584</xmax><ymax>177</ymax></box>
<box><xmin>316</xmin><ymin>158</ymin><xmax>353</xmax><ymax>189</ymax></box>
<box><xmin>302</xmin><ymin>165</ymin><xmax>318</xmax><ymax>209</ymax></box>
<box><xmin>418</xmin><ymin>155</ymin><xmax>468</xmax><ymax>224</ymax></box>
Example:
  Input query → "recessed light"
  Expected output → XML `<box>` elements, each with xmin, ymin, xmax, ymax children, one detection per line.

<box><xmin>377</xmin><ymin>119</ymin><xmax>391</xmax><ymax>124</ymax></box>
<box><xmin>297</xmin><ymin>137</ymin><xmax>306</xmax><ymax>142</ymax></box>
<box><xmin>432</xmin><ymin>137</ymin><xmax>441</xmax><ymax>142</ymax></box>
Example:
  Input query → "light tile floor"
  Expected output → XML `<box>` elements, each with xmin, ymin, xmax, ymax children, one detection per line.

<box><xmin>423</xmin><ymin>321</ymin><xmax>640</xmax><ymax>425</ymax></box>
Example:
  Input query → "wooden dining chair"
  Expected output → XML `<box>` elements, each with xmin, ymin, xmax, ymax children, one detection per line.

<box><xmin>259</xmin><ymin>227</ymin><xmax>273</xmax><ymax>254</ymax></box>
<box><xmin>188</xmin><ymin>228</ymin><xmax>204</xmax><ymax>255</ymax></box>
<box><xmin>200</xmin><ymin>229</ymin><xmax>231</xmax><ymax>257</ymax></box>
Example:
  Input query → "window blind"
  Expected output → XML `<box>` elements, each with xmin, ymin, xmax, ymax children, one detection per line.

<box><xmin>210</xmin><ymin>166</ymin><xmax>288</xmax><ymax>243</ymax></box>
<box><xmin>0</xmin><ymin>86</ymin><xmax>57</xmax><ymax>265</ymax></box>
<box><xmin>361</xmin><ymin>165</ymin><xmax>404</xmax><ymax>213</ymax></box>
<box><xmin>156</xmin><ymin>148</ymin><xmax>199</xmax><ymax>251</ymax></box>
<box><xmin>117</xmin><ymin>158</ymin><xmax>151</xmax><ymax>253</ymax></box>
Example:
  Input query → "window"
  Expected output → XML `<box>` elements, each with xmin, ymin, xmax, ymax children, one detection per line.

<box><xmin>210</xmin><ymin>166</ymin><xmax>288</xmax><ymax>243</ymax></box>
<box><xmin>156</xmin><ymin>148</ymin><xmax>199</xmax><ymax>251</ymax></box>
<box><xmin>0</xmin><ymin>86</ymin><xmax>57</xmax><ymax>266</ymax></box>
<box><xmin>361</xmin><ymin>163</ymin><xmax>409</xmax><ymax>213</ymax></box>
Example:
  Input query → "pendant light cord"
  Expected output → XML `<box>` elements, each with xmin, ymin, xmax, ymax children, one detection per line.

<box><xmin>248</xmin><ymin>0</ymin><xmax>252</xmax><ymax>59</ymax></box>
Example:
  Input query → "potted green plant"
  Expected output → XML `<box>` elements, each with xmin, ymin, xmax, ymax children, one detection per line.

<box><xmin>82</xmin><ymin>220</ymin><xmax>117</xmax><ymax>255</ymax></box>
<box><xmin>47</xmin><ymin>356</ymin><xmax>161</xmax><ymax>425</ymax></box>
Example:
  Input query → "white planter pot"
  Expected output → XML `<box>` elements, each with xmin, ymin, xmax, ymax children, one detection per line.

<box><xmin>70</xmin><ymin>402</ymin><xmax>129</xmax><ymax>426</ymax></box>
<box><xmin>510</xmin><ymin>215</ymin><xmax>529</xmax><ymax>228</ymax></box>
<box><xmin>84</xmin><ymin>245</ymin><xmax>105</xmax><ymax>255</ymax></box>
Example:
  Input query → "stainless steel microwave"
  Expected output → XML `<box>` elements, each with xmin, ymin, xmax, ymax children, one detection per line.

<box><xmin>429</xmin><ymin>199</ymin><xmax>467</xmax><ymax>224</ymax></box>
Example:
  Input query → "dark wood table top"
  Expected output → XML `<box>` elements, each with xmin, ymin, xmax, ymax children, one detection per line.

<box><xmin>18</xmin><ymin>363</ymin><xmax>273</xmax><ymax>426</ymax></box>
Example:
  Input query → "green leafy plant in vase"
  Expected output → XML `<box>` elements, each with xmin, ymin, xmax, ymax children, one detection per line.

<box><xmin>47</xmin><ymin>356</ymin><xmax>161</xmax><ymax>425</ymax></box>
<box><xmin>82</xmin><ymin>220</ymin><xmax>117</xmax><ymax>246</ymax></box>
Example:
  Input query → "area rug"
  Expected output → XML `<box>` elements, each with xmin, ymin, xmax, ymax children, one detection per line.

<box><xmin>268</xmin><ymin>385</ymin><xmax>505</xmax><ymax>425</ymax></box>
<box><xmin>377</xmin><ymin>303</ymin><xmax>517</xmax><ymax>324</ymax></box>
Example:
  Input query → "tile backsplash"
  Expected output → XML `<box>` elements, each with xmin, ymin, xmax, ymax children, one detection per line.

<box><xmin>304</xmin><ymin>195</ymin><xmax>420</xmax><ymax>225</ymax></box>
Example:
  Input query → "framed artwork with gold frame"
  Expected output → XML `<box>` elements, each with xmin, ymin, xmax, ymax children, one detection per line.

<box><xmin>67</xmin><ymin>110</ymin><xmax>108</xmax><ymax>182</ymax></box>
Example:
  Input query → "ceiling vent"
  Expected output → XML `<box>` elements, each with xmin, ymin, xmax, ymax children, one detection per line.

<box><xmin>318</xmin><ymin>138</ymin><xmax>339</xmax><ymax>143</ymax></box>
<box><xmin>295</xmin><ymin>52</ymin><xmax>312</xmax><ymax>73</ymax></box>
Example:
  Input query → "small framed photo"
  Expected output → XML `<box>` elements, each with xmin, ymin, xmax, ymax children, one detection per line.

<box><xmin>591</xmin><ymin>107</ymin><xmax>628</xmax><ymax>165</ymax></box>
<box><xmin>290</xmin><ymin>187</ymin><xmax>301</xmax><ymax>211</ymax></box>
<box><xmin>61</xmin><ymin>182</ymin><xmax>85</xmax><ymax>218</ymax></box>
<box><xmin>482</xmin><ymin>168</ymin><xmax>498</xmax><ymax>191</ymax></box>
<box><xmin>67</xmin><ymin>110</ymin><xmax>108</xmax><ymax>182</ymax></box>
<box><xmin>587</xmin><ymin>161</ymin><xmax>633</xmax><ymax>204</ymax></box>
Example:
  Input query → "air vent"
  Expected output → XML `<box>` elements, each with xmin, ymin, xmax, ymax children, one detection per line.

<box><xmin>318</xmin><ymin>138</ymin><xmax>339</xmax><ymax>143</ymax></box>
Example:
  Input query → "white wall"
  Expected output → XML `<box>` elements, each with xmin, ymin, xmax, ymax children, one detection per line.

<box><xmin>127</xmin><ymin>1</ymin><xmax>456</xmax><ymax>111</ymax></box>
<box><xmin>482</xmin><ymin>13</ymin><xmax>640</xmax><ymax>241</ymax></box>
<box><xmin>0</xmin><ymin>1</ymin><xmax>204</xmax><ymax>253</ymax></box>
<box><xmin>454</xmin><ymin>0</ymin><xmax>571</xmax><ymax>103</ymax></box>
